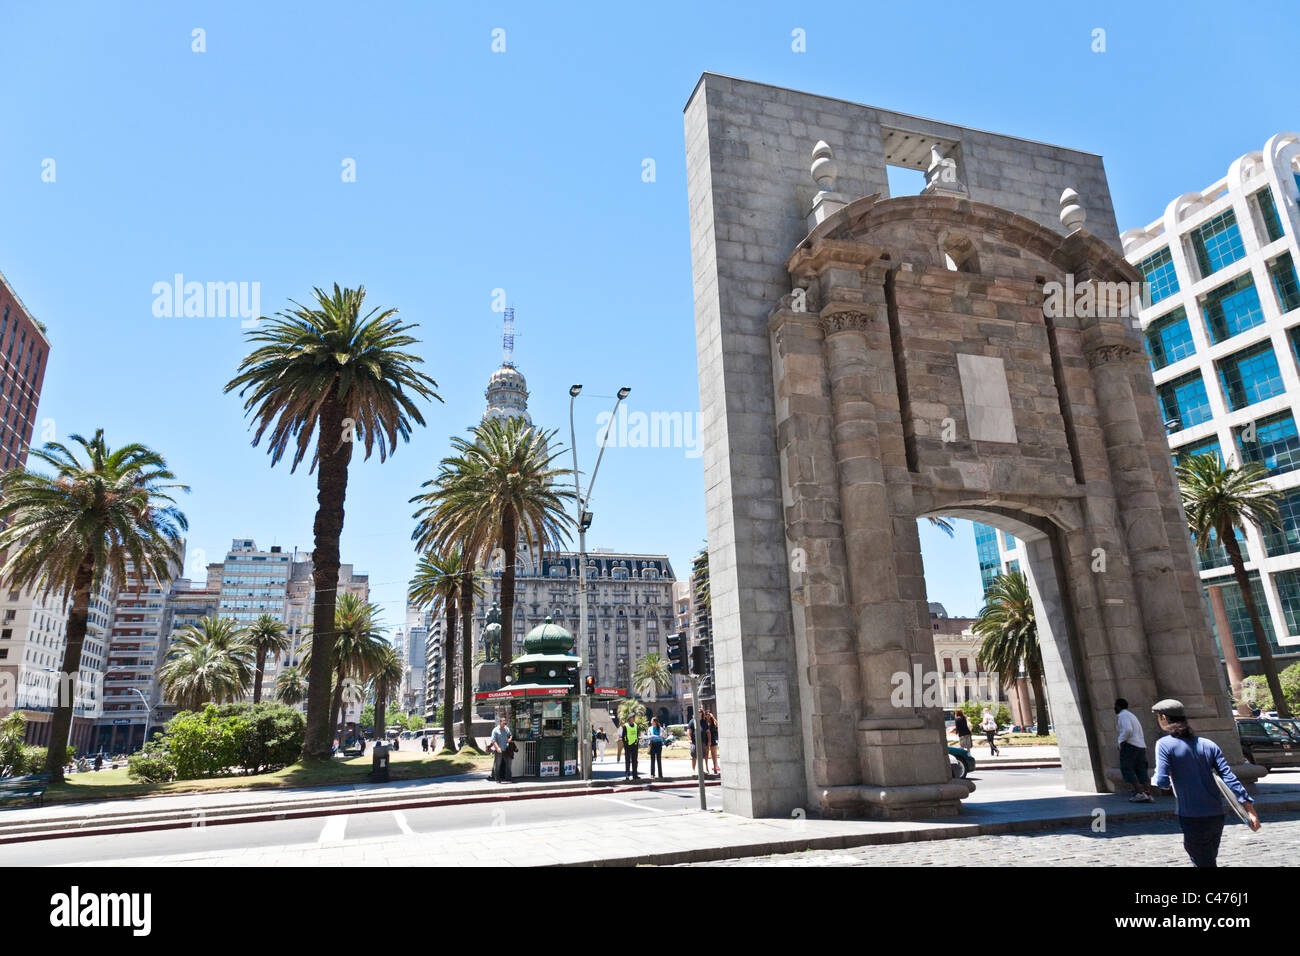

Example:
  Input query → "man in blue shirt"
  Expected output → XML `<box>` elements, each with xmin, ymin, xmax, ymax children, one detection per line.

<box><xmin>1151</xmin><ymin>699</ymin><xmax>1260</xmax><ymax>867</ymax></box>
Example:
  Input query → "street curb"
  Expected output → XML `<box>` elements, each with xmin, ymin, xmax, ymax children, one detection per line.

<box><xmin>559</xmin><ymin>796</ymin><xmax>1300</xmax><ymax>867</ymax></box>
<box><xmin>0</xmin><ymin>777</ymin><xmax>723</xmax><ymax>845</ymax></box>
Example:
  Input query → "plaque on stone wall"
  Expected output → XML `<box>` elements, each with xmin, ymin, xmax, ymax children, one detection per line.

<box><xmin>756</xmin><ymin>674</ymin><xmax>791</xmax><ymax>723</ymax></box>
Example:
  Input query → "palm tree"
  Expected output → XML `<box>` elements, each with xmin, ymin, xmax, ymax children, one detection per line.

<box><xmin>275</xmin><ymin>665</ymin><xmax>308</xmax><ymax>707</ymax></box>
<box><xmin>1178</xmin><ymin>453</ymin><xmax>1290</xmax><ymax>717</ymax></box>
<box><xmin>369</xmin><ymin>646</ymin><xmax>403</xmax><ymax>742</ymax></box>
<box><xmin>973</xmin><ymin>571</ymin><xmax>1049</xmax><ymax>736</ymax></box>
<box><xmin>632</xmin><ymin>653</ymin><xmax>673</xmax><ymax>700</ymax></box>
<box><xmin>158</xmin><ymin>616</ymin><xmax>255</xmax><ymax>712</ymax></box>
<box><xmin>225</xmin><ymin>284</ymin><xmax>441</xmax><ymax>760</ymax></box>
<box><xmin>419</xmin><ymin>418</ymin><xmax>574</xmax><ymax>672</ymax></box>
<box><xmin>247</xmin><ymin>614</ymin><xmax>290</xmax><ymax>704</ymax></box>
<box><xmin>408</xmin><ymin>549</ymin><xmax>468</xmax><ymax>752</ymax></box>
<box><xmin>303</xmin><ymin>592</ymin><xmax>389</xmax><ymax>744</ymax></box>
<box><xmin>0</xmin><ymin>431</ymin><xmax>187</xmax><ymax>779</ymax></box>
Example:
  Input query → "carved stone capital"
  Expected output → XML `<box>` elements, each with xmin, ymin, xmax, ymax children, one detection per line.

<box><xmin>1085</xmin><ymin>342</ymin><xmax>1139</xmax><ymax>368</ymax></box>
<box><xmin>820</xmin><ymin>310</ymin><xmax>872</xmax><ymax>335</ymax></box>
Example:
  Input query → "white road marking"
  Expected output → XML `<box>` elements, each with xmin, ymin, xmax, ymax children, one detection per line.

<box><xmin>317</xmin><ymin>815</ymin><xmax>348</xmax><ymax>843</ymax></box>
<box><xmin>393</xmin><ymin>810</ymin><xmax>415</xmax><ymax>835</ymax></box>
<box><xmin>587</xmin><ymin>794</ymin><xmax>666</xmax><ymax>813</ymax></box>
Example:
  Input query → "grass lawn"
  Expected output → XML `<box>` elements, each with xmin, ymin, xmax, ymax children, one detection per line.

<box><xmin>42</xmin><ymin>748</ymin><xmax>494</xmax><ymax>807</ymax></box>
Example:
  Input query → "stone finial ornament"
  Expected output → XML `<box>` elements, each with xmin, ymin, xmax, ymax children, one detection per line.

<box><xmin>811</xmin><ymin>140</ymin><xmax>837</xmax><ymax>191</ymax></box>
<box><xmin>1060</xmin><ymin>187</ymin><xmax>1087</xmax><ymax>232</ymax></box>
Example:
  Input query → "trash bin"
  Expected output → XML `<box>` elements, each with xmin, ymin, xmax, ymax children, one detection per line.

<box><xmin>370</xmin><ymin>744</ymin><xmax>390</xmax><ymax>783</ymax></box>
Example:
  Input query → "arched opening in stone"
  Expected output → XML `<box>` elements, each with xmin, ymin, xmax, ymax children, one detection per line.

<box><xmin>916</xmin><ymin>506</ymin><xmax>1103</xmax><ymax>804</ymax></box>
<box><xmin>941</xmin><ymin>233</ymin><xmax>981</xmax><ymax>273</ymax></box>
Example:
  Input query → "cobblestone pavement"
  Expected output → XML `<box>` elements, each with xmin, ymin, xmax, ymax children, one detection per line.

<box><xmin>692</xmin><ymin>812</ymin><xmax>1300</xmax><ymax>866</ymax></box>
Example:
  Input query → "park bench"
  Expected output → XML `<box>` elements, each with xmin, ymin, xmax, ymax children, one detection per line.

<box><xmin>0</xmin><ymin>774</ymin><xmax>50</xmax><ymax>808</ymax></box>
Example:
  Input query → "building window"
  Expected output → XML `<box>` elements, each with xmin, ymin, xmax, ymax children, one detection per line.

<box><xmin>1172</xmin><ymin>436</ymin><xmax>1222</xmax><ymax>468</ymax></box>
<box><xmin>974</xmin><ymin>523</ymin><xmax>1000</xmax><ymax>593</ymax></box>
<box><xmin>1268</xmin><ymin>253</ymin><xmax>1300</xmax><ymax>314</ymax></box>
<box><xmin>1274</xmin><ymin>569</ymin><xmax>1300</xmax><ymax>639</ymax></box>
<box><xmin>1236</xmin><ymin>411</ymin><xmax>1300</xmax><ymax>477</ymax></box>
<box><xmin>1139</xmin><ymin>247</ymin><xmax>1180</xmax><ymax>305</ymax></box>
<box><xmin>1257</xmin><ymin>187</ymin><xmax>1285</xmax><ymax>243</ymax></box>
<box><xmin>1209</xmin><ymin>574</ymin><xmax>1282</xmax><ymax>659</ymax></box>
<box><xmin>1190</xmin><ymin>210</ymin><xmax>1246</xmax><ymax>277</ymax></box>
<box><xmin>1156</xmin><ymin>372</ymin><xmax>1212</xmax><ymax>431</ymax></box>
<box><xmin>1217</xmin><ymin>342</ymin><xmax>1285</xmax><ymax>411</ymax></box>
<box><xmin>1144</xmin><ymin>307</ymin><xmax>1197</xmax><ymax>370</ymax></box>
<box><xmin>1202</xmin><ymin>273</ymin><xmax>1264</xmax><ymax>344</ymax></box>
<box><xmin>1264</xmin><ymin>487</ymin><xmax>1300</xmax><ymax>557</ymax></box>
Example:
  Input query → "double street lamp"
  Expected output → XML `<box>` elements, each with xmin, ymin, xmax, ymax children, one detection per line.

<box><xmin>569</xmin><ymin>383</ymin><xmax>630</xmax><ymax>781</ymax></box>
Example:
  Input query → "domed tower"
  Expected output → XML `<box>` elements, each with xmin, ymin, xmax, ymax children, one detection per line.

<box><xmin>483</xmin><ymin>306</ymin><xmax>532</xmax><ymax>425</ymax></box>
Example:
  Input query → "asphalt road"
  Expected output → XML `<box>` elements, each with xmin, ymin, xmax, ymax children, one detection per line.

<box><xmin>0</xmin><ymin>784</ymin><xmax>721</xmax><ymax>867</ymax></box>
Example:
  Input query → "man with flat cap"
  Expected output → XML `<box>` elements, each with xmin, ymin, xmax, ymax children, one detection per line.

<box><xmin>1151</xmin><ymin>698</ymin><xmax>1260</xmax><ymax>867</ymax></box>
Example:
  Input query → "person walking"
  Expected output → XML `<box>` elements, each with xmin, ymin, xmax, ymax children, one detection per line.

<box><xmin>647</xmin><ymin>717</ymin><xmax>665</xmax><ymax>779</ymax></box>
<box><xmin>706</xmin><ymin>711</ymin><xmax>721</xmax><ymax>774</ymax></box>
<box><xmin>1115</xmin><ymin>697</ymin><xmax>1153</xmax><ymax>803</ymax></box>
<box><xmin>421</xmin><ymin>735</ymin><xmax>429</xmax><ymax>753</ymax></box>
<box><xmin>596</xmin><ymin>728</ymin><xmax>607</xmax><ymax>763</ymax></box>
<box><xmin>688</xmin><ymin>711</ymin><xmax>703</xmax><ymax>774</ymax></box>
<box><xmin>1151</xmin><ymin>699</ymin><xmax>1259</xmax><ymax>866</ymax></box>
<box><xmin>591</xmin><ymin>726</ymin><xmax>598</xmax><ymax>764</ymax></box>
<box><xmin>621</xmin><ymin>716</ymin><xmax>641</xmax><ymax>781</ymax></box>
<box><xmin>489</xmin><ymin>716</ymin><xmax>514</xmax><ymax>784</ymax></box>
<box><xmin>953</xmin><ymin>710</ymin><xmax>973</xmax><ymax>751</ymax></box>
<box><xmin>980</xmin><ymin>710</ymin><xmax>1000</xmax><ymax>756</ymax></box>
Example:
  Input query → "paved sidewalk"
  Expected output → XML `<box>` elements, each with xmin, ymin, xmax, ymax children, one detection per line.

<box><xmin>58</xmin><ymin>774</ymin><xmax>1300</xmax><ymax>867</ymax></box>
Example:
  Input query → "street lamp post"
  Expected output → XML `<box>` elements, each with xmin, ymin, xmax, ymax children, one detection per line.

<box><xmin>570</xmin><ymin>383</ymin><xmax>630</xmax><ymax>781</ymax></box>
<box><xmin>129</xmin><ymin>688</ymin><xmax>152</xmax><ymax>752</ymax></box>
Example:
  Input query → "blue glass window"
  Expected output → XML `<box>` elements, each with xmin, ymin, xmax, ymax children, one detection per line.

<box><xmin>1173</xmin><ymin>436</ymin><xmax>1222</xmax><ymax>468</ymax></box>
<box><xmin>1218</xmin><ymin>342</ymin><xmax>1285</xmax><ymax>411</ymax></box>
<box><xmin>1273</xmin><ymin>569</ymin><xmax>1300</xmax><ymax>639</ymax></box>
<box><xmin>1258</xmin><ymin>188</ymin><xmax>1285</xmax><ymax>243</ymax></box>
<box><xmin>1192</xmin><ymin>527</ymin><xmax>1245</xmax><ymax>572</ymax></box>
<box><xmin>974</xmin><ymin>523</ymin><xmax>1000</xmax><ymax>594</ymax></box>
<box><xmin>1237</xmin><ymin>412</ymin><xmax>1300</xmax><ymax>476</ymax></box>
<box><xmin>1202</xmin><ymin>273</ymin><xmax>1264</xmax><ymax>343</ymax></box>
<box><xmin>1139</xmin><ymin>247</ymin><xmax>1179</xmax><ymax>305</ymax></box>
<box><xmin>1269</xmin><ymin>253</ymin><xmax>1300</xmax><ymax>314</ymax></box>
<box><xmin>1001</xmin><ymin>530</ymin><xmax>1016</xmax><ymax>550</ymax></box>
<box><xmin>1144</xmin><ymin>306</ymin><xmax>1196</xmax><ymax>370</ymax></box>
<box><xmin>1157</xmin><ymin>372</ymin><xmax>1212</xmax><ymax>431</ymax></box>
<box><xmin>1191</xmin><ymin>210</ymin><xmax>1247</xmax><ymax>277</ymax></box>
<box><xmin>1005</xmin><ymin>559</ymin><xmax>1021</xmax><ymax>575</ymax></box>
<box><xmin>1264</xmin><ymin>487</ymin><xmax>1300</xmax><ymax>557</ymax></box>
<box><xmin>1208</xmin><ymin>573</ymin><xmax>1283</xmax><ymax>659</ymax></box>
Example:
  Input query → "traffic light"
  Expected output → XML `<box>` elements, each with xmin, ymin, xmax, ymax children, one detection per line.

<box><xmin>584</xmin><ymin>675</ymin><xmax>595</xmax><ymax>695</ymax></box>
<box><xmin>666</xmin><ymin>632</ymin><xmax>686</xmax><ymax>674</ymax></box>
<box><xmin>691</xmin><ymin>644</ymin><xmax>708</xmax><ymax>676</ymax></box>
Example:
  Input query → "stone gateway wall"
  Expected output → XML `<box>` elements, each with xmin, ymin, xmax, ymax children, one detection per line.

<box><xmin>684</xmin><ymin>74</ymin><xmax>1252</xmax><ymax>819</ymax></box>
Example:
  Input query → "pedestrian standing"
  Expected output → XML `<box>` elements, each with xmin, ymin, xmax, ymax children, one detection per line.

<box><xmin>622</xmin><ymin>716</ymin><xmax>641</xmax><ymax>781</ymax></box>
<box><xmin>706</xmin><ymin>711</ymin><xmax>721</xmax><ymax>774</ymax></box>
<box><xmin>421</xmin><ymin>735</ymin><xmax>429</xmax><ymax>753</ymax></box>
<box><xmin>489</xmin><ymin>716</ymin><xmax>514</xmax><ymax>784</ymax></box>
<box><xmin>614</xmin><ymin>715</ymin><xmax>625</xmax><ymax>765</ymax></box>
<box><xmin>688</xmin><ymin>712</ymin><xmax>702</xmax><ymax>774</ymax></box>
<box><xmin>980</xmin><ymin>710</ymin><xmax>1000</xmax><ymax>756</ymax></box>
<box><xmin>591</xmin><ymin>726</ymin><xmax>598</xmax><ymax>764</ymax></box>
<box><xmin>1115</xmin><ymin>697</ymin><xmax>1153</xmax><ymax>803</ymax></box>
<box><xmin>954</xmin><ymin>710</ymin><xmax>973</xmax><ymax>751</ymax></box>
<box><xmin>647</xmin><ymin>718</ymin><xmax>665</xmax><ymax>779</ymax></box>
<box><xmin>1151</xmin><ymin>699</ymin><xmax>1259</xmax><ymax>867</ymax></box>
<box><xmin>597</xmin><ymin>728</ymin><xmax>607</xmax><ymax>763</ymax></box>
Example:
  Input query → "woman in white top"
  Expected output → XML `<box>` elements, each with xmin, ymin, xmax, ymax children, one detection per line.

<box><xmin>980</xmin><ymin>710</ymin><xmax>1000</xmax><ymax>756</ymax></box>
<box><xmin>596</xmin><ymin>728</ymin><xmax>607</xmax><ymax>762</ymax></box>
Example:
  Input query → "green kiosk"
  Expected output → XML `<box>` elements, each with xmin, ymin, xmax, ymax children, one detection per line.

<box><xmin>475</xmin><ymin>616</ymin><xmax>589</xmax><ymax>778</ymax></box>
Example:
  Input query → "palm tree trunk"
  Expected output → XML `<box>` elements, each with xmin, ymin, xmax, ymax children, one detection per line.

<box><xmin>1223</xmin><ymin>531</ymin><xmax>1291</xmax><ymax>718</ymax></box>
<box><xmin>44</xmin><ymin>552</ymin><xmax>96</xmax><ymax>780</ymax></box>
<box><xmin>374</xmin><ymin>689</ymin><xmax>386</xmax><ymax>743</ymax></box>
<box><xmin>1027</xmin><ymin>657</ymin><xmax>1050</xmax><ymax>736</ymax></box>
<box><xmin>460</xmin><ymin>564</ymin><xmax>478</xmax><ymax>749</ymax></box>
<box><xmin>253</xmin><ymin>646</ymin><xmax>266</xmax><ymax>705</ymax></box>
<box><xmin>443</xmin><ymin>592</ymin><xmax>457</xmax><ymax>752</ymax></box>
<box><xmin>303</xmin><ymin>392</ymin><xmax>355</xmax><ymax>760</ymax></box>
<box><xmin>501</xmin><ymin>505</ymin><xmax>516</xmax><ymax>673</ymax></box>
<box><xmin>330</xmin><ymin>666</ymin><xmax>347</xmax><ymax>747</ymax></box>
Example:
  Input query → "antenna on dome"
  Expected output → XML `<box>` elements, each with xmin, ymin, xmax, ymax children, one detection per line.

<box><xmin>502</xmin><ymin>306</ymin><xmax>516</xmax><ymax>367</ymax></box>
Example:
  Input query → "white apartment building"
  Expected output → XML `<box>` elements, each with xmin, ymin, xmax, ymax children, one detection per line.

<box><xmin>0</xmin><ymin>568</ymin><xmax>118</xmax><ymax>752</ymax></box>
<box><xmin>1119</xmin><ymin>132</ymin><xmax>1300</xmax><ymax>673</ymax></box>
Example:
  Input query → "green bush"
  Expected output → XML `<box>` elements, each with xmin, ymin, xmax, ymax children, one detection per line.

<box><xmin>164</xmin><ymin>705</ymin><xmax>247</xmax><ymax>779</ymax></box>
<box><xmin>1240</xmin><ymin>663</ymin><xmax>1300</xmax><ymax>714</ymax></box>
<box><xmin>127</xmin><ymin>748</ymin><xmax>177</xmax><ymax>783</ymax></box>
<box><xmin>216</xmin><ymin>702</ymin><xmax>305</xmax><ymax>774</ymax></box>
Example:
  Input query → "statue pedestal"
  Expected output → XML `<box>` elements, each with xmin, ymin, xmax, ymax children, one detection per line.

<box><xmin>474</xmin><ymin>662</ymin><xmax>502</xmax><ymax>719</ymax></box>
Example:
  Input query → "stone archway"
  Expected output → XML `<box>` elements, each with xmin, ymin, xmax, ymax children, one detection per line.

<box><xmin>684</xmin><ymin>75</ymin><xmax>1255</xmax><ymax>820</ymax></box>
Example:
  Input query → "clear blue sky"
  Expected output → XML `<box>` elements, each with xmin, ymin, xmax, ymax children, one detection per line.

<box><xmin>2</xmin><ymin>1</ymin><xmax>1297</xmax><ymax>626</ymax></box>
